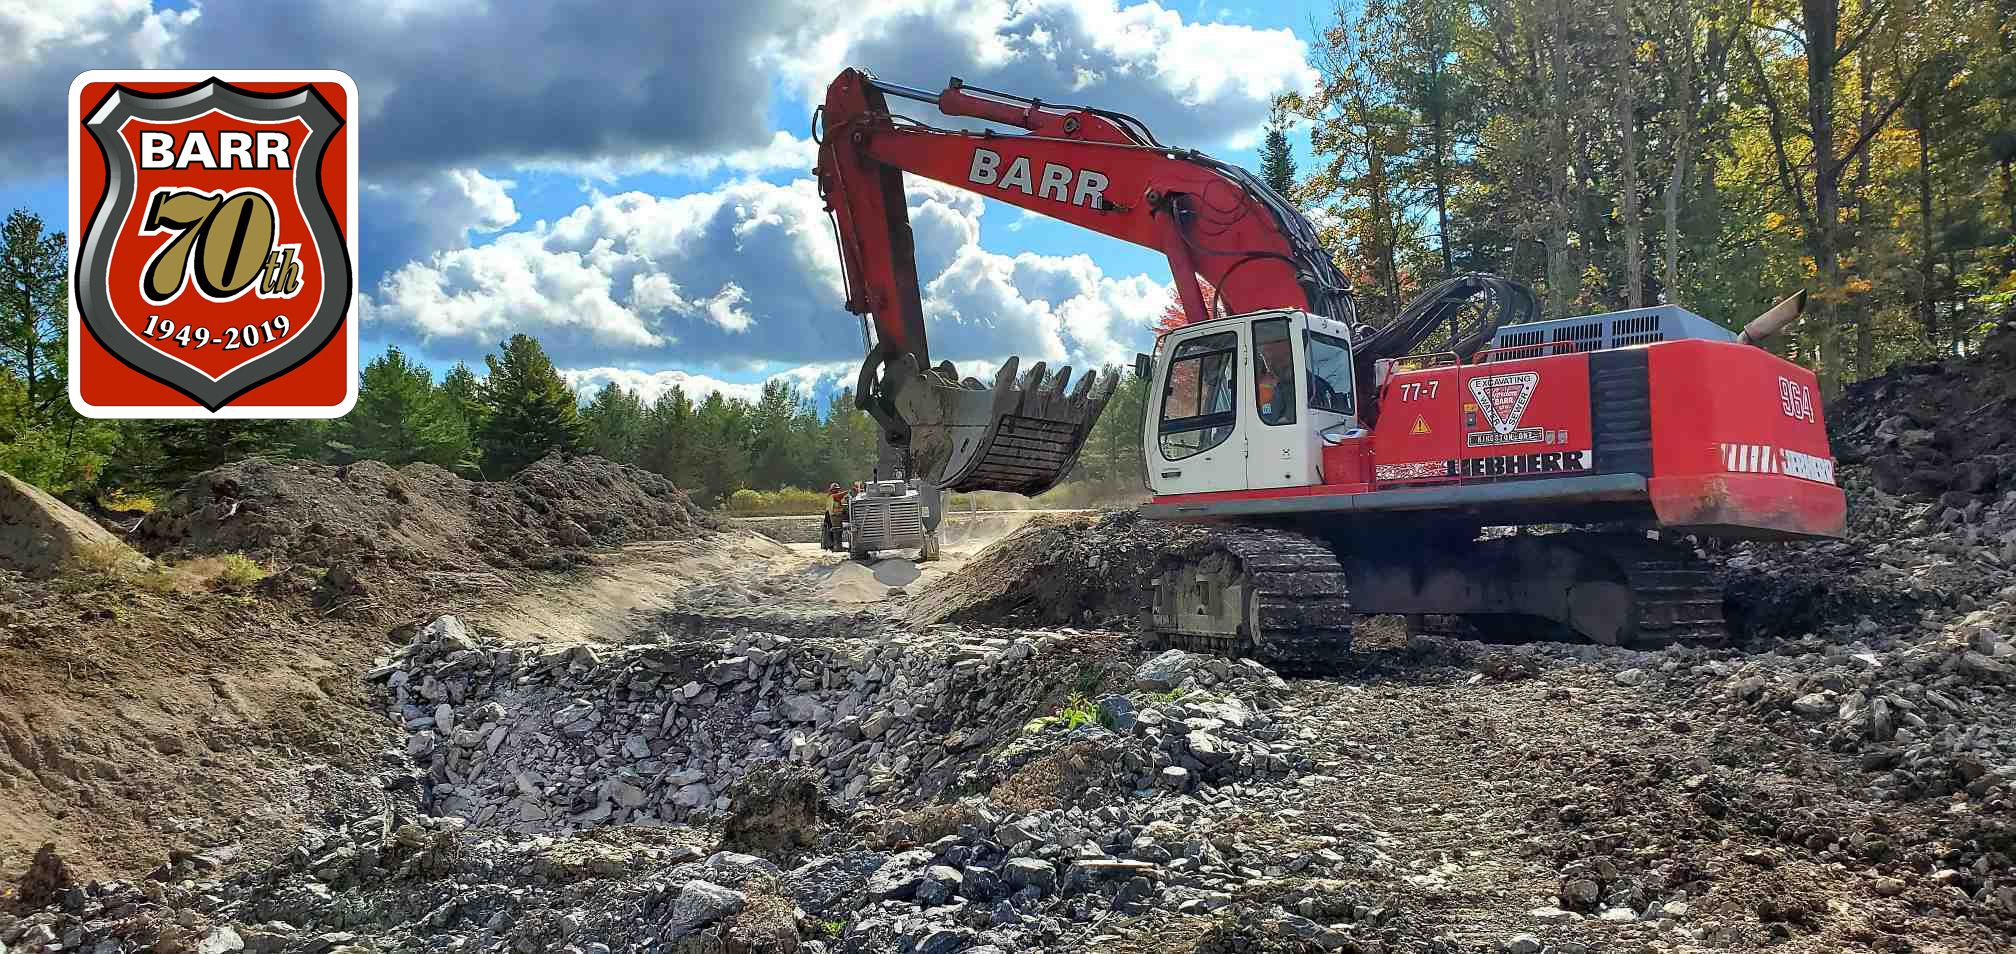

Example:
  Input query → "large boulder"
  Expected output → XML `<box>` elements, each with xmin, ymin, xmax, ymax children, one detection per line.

<box><xmin>723</xmin><ymin>764</ymin><xmax>836</xmax><ymax>862</ymax></box>
<box><xmin>0</xmin><ymin>473</ymin><xmax>148</xmax><ymax>576</ymax></box>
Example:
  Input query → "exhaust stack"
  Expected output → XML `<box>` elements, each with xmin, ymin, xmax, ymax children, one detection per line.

<box><xmin>1737</xmin><ymin>290</ymin><xmax>1808</xmax><ymax>346</ymax></box>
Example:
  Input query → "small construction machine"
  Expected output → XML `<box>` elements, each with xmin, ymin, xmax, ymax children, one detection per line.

<box><xmin>822</xmin><ymin>479</ymin><xmax>942</xmax><ymax>562</ymax></box>
<box><xmin>816</xmin><ymin>67</ymin><xmax>1846</xmax><ymax>664</ymax></box>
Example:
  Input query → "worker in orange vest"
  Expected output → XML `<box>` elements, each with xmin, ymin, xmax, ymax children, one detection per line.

<box><xmin>821</xmin><ymin>481</ymin><xmax>847</xmax><ymax>549</ymax></box>
<box><xmin>1257</xmin><ymin>338</ymin><xmax>1295</xmax><ymax>425</ymax></box>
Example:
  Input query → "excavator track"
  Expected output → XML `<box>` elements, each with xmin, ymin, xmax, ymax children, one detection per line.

<box><xmin>1615</xmin><ymin>544</ymin><xmax>1728</xmax><ymax>648</ymax></box>
<box><xmin>1444</xmin><ymin>536</ymin><xmax>1728</xmax><ymax>647</ymax></box>
<box><xmin>1147</xmin><ymin>528</ymin><xmax>1728</xmax><ymax>667</ymax></box>
<box><xmin>1147</xmin><ymin>527</ymin><xmax>1357</xmax><ymax>669</ymax></box>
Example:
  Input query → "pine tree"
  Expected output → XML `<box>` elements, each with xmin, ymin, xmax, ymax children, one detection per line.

<box><xmin>439</xmin><ymin>362</ymin><xmax>487</xmax><ymax>439</ymax></box>
<box><xmin>0</xmin><ymin>209</ymin><xmax>117</xmax><ymax>492</ymax></box>
<box><xmin>640</xmin><ymin>385</ymin><xmax>697</xmax><ymax>487</ymax></box>
<box><xmin>477</xmin><ymin>334</ymin><xmax>581</xmax><ymax>476</ymax></box>
<box><xmin>689</xmin><ymin>391</ymin><xmax>749</xmax><ymax>504</ymax></box>
<box><xmin>747</xmin><ymin>380</ymin><xmax>811</xmax><ymax>489</ymax></box>
<box><xmin>1259</xmin><ymin>123</ymin><xmax>1299</xmax><ymax>199</ymax></box>
<box><xmin>118</xmin><ymin>419</ymin><xmax>298</xmax><ymax>490</ymax></box>
<box><xmin>1077</xmin><ymin>372</ymin><xmax>1147</xmax><ymax>487</ymax></box>
<box><xmin>334</xmin><ymin>347</ymin><xmax>472</xmax><ymax>469</ymax></box>
<box><xmin>818</xmin><ymin>389</ymin><xmax>879</xmax><ymax>486</ymax></box>
<box><xmin>581</xmin><ymin>381</ymin><xmax>647</xmax><ymax>464</ymax></box>
<box><xmin>0</xmin><ymin>209</ymin><xmax>67</xmax><ymax>415</ymax></box>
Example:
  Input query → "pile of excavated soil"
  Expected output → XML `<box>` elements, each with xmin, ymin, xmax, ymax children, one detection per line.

<box><xmin>1831</xmin><ymin>309</ymin><xmax>2016</xmax><ymax>502</ymax></box>
<box><xmin>1719</xmin><ymin>311</ymin><xmax>2016</xmax><ymax>640</ymax></box>
<box><xmin>0</xmin><ymin>455</ymin><xmax>721</xmax><ymax>888</ymax></box>
<box><xmin>909</xmin><ymin>510</ymin><xmax>1208</xmax><ymax>629</ymax></box>
<box><xmin>0</xmin><ymin>473</ymin><xmax>148</xmax><ymax>576</ymax></box>
<box><xmin>134</xmin><ymin>453</ymin><xmax>716</xmax><ymax>572</ymax></box>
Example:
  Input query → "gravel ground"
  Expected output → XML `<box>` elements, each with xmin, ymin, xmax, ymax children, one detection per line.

<box><xmin>7</xmin><ymin>321</ymin><xmax>2016</xmax><ymax>953</ymax></box>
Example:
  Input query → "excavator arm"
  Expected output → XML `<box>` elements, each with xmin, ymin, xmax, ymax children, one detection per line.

<box><xmin>815</xmin><ymin>67</ymin><xmax>1529</xmax><ymax>494</ymax></box>
<box><xmin>816</xmin><ymin>68</ymin><xmax>1357</xmax><ymax>495</ymax></box>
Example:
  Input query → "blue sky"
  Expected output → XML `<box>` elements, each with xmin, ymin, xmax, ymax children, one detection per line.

<box><xmin>3</xmin><ymin>0</ymin><xmax>1341</xmax><ymax>407</ymax></box>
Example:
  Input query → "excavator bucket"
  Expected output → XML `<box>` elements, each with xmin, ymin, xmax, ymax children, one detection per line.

<box><xmin>890</xmin><ymin>354</ymin><xmax>1117</xmax><ymax>496</ymax></box>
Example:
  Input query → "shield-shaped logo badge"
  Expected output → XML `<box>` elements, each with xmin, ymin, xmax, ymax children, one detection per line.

<box><xmin>1463</xmin><ymin>371</ymin><xmax>1546</xmax><ymax>448</ymax></box>
<box><xmin>70</xmin><ymin>72</ymin><xmax>357</xmax><ymax>416</ymax></box>
<box><xmin>1468</xmin><ymin>372</ymin><xmax>1538</xmax><ymax>435</ymax></box>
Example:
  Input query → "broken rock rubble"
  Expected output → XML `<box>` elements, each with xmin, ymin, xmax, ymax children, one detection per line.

<box><xmin>375</xmin><ymin>616</ymin><xmax>1154</xmax><ymax>832</ymax></box>
<box><xmin>375</xmin><ymin>618</ymin><xmax>1320</xmax><ymax>831</ymax></box>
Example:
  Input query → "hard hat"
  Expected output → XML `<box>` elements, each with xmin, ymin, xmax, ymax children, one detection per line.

<box><xmin>829</xmin><ymin>482</ymin><xmax>843</xmax><ymax>491</ymax></box>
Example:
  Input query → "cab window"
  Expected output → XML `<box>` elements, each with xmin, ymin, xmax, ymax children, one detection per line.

<box><xmin>1253</xmin><ymin>317</ymin><xmax>1296</xmax><ymax>426</ymax></box>
<box><xmin>1159</xmin><ymin>331</ymin><xmax>1238</xmax><ymax>460</ymax></box>
<box><xmin>1305</xmin><ymin>331</ymin><xmax>1355</xmax><ymax>415</ymax></box>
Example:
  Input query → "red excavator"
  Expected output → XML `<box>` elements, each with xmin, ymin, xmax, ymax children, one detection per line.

<box><xmin>816</xmin><ymin>68</ymin><xmax>1845</xmax><ymax>664</ymax></box>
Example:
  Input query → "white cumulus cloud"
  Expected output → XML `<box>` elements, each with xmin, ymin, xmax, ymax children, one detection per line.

<box><xmin>774</xmin><ymin>0</ymin><xmax>1314</xmax><ymax>149</ymax></box>
<box><xmin>370</xmin><ymin>174</ymin><xmax>1168</xmax><ymax>375</ymax></box>
<box><xmin>562</xmin><ymin>363</ymin><xmax>855</xmax><ymax>406</ymax></box>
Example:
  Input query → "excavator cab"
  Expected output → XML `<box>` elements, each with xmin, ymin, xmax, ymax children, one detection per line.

<box><xmin>1146</xmin><ymin>310</ymin><xmax>1359</xmax><ymax>497</ymax></box>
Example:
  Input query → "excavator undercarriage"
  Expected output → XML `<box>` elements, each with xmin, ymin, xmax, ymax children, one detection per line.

<box><xmin>1147</xmin><ymin>524</ymin><xmax>1728</xmax><ymax>668</ymax></box>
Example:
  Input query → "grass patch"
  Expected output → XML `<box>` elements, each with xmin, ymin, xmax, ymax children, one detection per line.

<box><xmin>96</xmin><ymin>488</ymin><xmax>158</xmax><ymax>514</ymax></box>
<box><xmin>63</xmin><ymin>539</ymin><xmax>148</xmax><ymax>576</ymax></box>
<box><xmin>1150</xmin><ymin>686</ymin><xmax>1194</xmax><ymax>704</ymax></box>
<box><xmin>122</xmin><ymin>552</ymin><xmax>272</xmax><ymax>595</ymax></box>
<box><xmin>1027</xmin><ymin>691</ymin><xmax>1113</xmax><ymax>734</ymax></box>
<box><xmin>59</xmin><ymin>541</ymin><xmax>269</xmax><ymax>596</ymax></box>
<box><xmin>205</xmin><ymin>553</ymin><xmax>269</xmax><ymax>590</ymax></box>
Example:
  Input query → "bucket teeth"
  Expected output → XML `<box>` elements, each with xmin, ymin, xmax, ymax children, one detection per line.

<box><xmin>1069</xmin><ymin>368</ymin><xmax>1093</xmax><ymax>399</ymax></box>
<box><xmin>891</xmin><ymin>353</ymin><xmax>1117</xmax><ymax>496</ymax></box>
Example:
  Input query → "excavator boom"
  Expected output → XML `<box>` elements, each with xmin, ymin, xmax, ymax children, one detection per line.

<box><xmin>815</xmin><ymin>68</ymin><xmax>1360</xmax><ymax>494</ymax></box>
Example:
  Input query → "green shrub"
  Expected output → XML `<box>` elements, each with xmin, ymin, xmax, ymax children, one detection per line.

<box><xmin>1057</xmin><ymin>693</ymin><xmax>1101</xmax><ymax>730</ymax></box>
<box><xmin>717</xmin><ymin>480</ymin><xmax>1147</xmax><ymax>517</ymax></box>
<box><xmin>724</xmin><ymin>487</ymin><xmax>832</xmax><ymax>515</ymax></box>
<box><xmin>210</xmin><ymin>553</ymin><xmax>270</xmax><ymax>590</ymax></box>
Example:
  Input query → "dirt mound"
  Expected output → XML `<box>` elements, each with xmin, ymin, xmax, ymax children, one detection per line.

<box><xmin>134</xmin><ymin>453</ymin><xmax>716</xmax><ymax>572</ymax></box>
<box><xmin>0</xmin><ymin>473</ymin><xmax>148</xmax><ymax>576</ymax></box>
<box><xmin>909</xmin><ymin>509</ymin><xmax>1208</xmax><ymax>628</ymax></box>
<box><xmin>1831</xmin><ymin>310</ymin><xmax>2016</xmax><ymax>502</ymax></box>
<box><xmin>1716</xmin><ymin>313</ymin><xmax>2016</xmax><ymax>641</ymax></box>
<box><xmin>0</xmin><ymin>455</ymin><xmax>716</xmax><ymax>886</ymax></box>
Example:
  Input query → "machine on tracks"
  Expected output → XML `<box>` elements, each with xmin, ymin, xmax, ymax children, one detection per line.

<box><xmin>814</xmin><ymin>67</ymin><xmax>1845</xmax><ymax>664</ymax></box>
<box><xmin>822</xmin><ymin>478</ymin><xmax>943</xmax><ymax>562</ymax></box>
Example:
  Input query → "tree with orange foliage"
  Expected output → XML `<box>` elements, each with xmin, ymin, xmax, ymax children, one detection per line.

<box><xmin>1150</xmin><ymin>278</ymin><xmax>1220</xmax><ymax>334</ymax></box>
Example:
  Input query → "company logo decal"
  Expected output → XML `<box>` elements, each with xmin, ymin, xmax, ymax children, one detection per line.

<box><xmin>1465</xmin><ymin>372</ymin><xmax>1544</xmax><ymax>447</ymax></box>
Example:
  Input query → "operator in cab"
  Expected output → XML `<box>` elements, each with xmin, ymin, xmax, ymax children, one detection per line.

<box><xmin>1256</xmin><ymin>335</ymin><xmax>1296</xmax><ymax>426</ymax></box>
